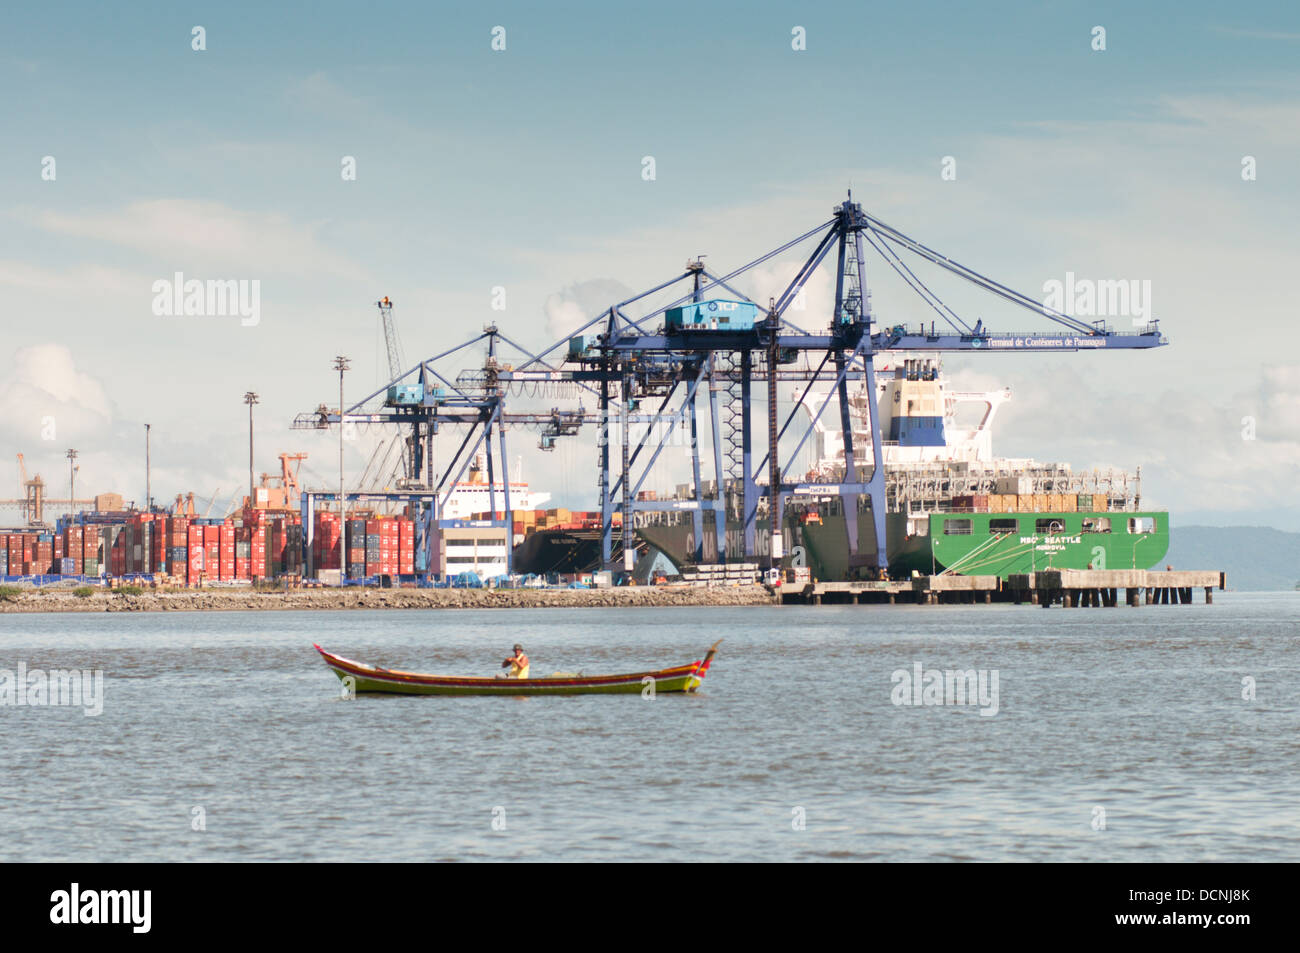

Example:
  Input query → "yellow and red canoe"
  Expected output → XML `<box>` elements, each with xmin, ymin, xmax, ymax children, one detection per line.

<box><xmin>314</xmin><ymin>641</ymin><xmax>721</xmax><ymax>696</ymax></box>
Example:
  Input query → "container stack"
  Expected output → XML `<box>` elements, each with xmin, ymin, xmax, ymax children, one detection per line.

<box><xmin>2</xmin><ymin>506</ymin><xmax>419</xmax><ymax>584</ymax></box>
<box><xmin>313</xmin><ymin>512</ymin><xmax>341</xmax><ymax>571</ymax></box>
<box><xmin>346</xmin><ymin>519</ymin><xmax>366</xmax><ymax>578</ymax></box>
<box><xmin>398</xmin><ymin>519</ymin><xmax>415</xmax><ymax>574</ymax></box>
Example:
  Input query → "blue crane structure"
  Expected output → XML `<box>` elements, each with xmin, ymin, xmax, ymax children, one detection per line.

<box><xmin>293</xmin><ymin>194</ymin><xmax>1166</xmax><ymax>580</ymax></box>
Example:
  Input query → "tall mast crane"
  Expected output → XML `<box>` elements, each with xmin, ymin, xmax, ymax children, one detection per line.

<box><xmin>375</xmin><ymin>296</ymin><xmax>415</xmax><ymax>482</ymax></box>
<box><xmin>376</xmin><ymin>296</ymin><xmax>405</xmax><ymax>383</ymax></box>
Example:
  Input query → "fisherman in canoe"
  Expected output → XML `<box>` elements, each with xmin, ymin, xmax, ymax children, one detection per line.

<box><xmin>497</xmin><ymin>644</ymin><xmax>530</xmax><ymax>679</ymax></box>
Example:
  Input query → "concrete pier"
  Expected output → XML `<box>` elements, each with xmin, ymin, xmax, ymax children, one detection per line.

<box><xmin>780</xmin><ymin>569</ymin><xmax>1224</xmax><ymax>607</ymax></box>
<box><xmin>1006</xmin><ymin>569</ymin><xmax>1223</xmax><ymax>609</ymax></box>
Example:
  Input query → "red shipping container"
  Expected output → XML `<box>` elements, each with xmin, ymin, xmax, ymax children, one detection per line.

<box><xmin>188</xmin><ymin>523</ymin><xmax>205</xmax><ymax>579</ymax></box>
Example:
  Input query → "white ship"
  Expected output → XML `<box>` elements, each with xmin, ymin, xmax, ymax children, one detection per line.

<box><xmin>438</xmin><ymin>452</ymin><xmax>551</xmax><ymax>520</ymax></box>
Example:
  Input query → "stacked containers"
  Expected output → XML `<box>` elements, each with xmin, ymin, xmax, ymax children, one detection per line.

<box><xmin>102</xmin><ymin>525</ymin><xmax>122</xmax><ymax>575</ymax></box>
<box><xmin>315</xmin><ymin>512</ymin><xmax>341</xmax><ymax>570</ymax></box>
<box><xmin>152</xmin><ymin>520</ymin><xmax>166</xmax><ymax>575</ymax></box>
<box><xmin>250</xmin><ymin>522</ymin><xmax>266</xmax><ymax>578</ymax></box>
<box><xmin>380</xmin><ymin>518</ymin><xmax>398</xmax><ymax>575</ymax></box>
<box><xmin>140</xmin><ymin>515</ymin><xmax>154</xmax><ymax>573</ymax></box>
<box><xmin>167</xmin><ymin>516</ymin><xmax>189</xmax><ymax>577</ymax></box>
<box><xmin>284</xmin><ymin>521</ymin><xmax>302</xmax><ymax>576</ymax></box>
<box><xmin>125</xmin><ymin>521</ymin><xmax>137</xmax><ymax>574</ymax></box>
<box><xmin>235</xmin><ymin>525</ymin><xmax>250</xmax><ymax>579</ymax></box>
<box><xmin>203</xmin><ymin>525</ymin><xmax>220</xmax><ymax>580</ymax></box>
<box><xmin>398</xmin><ymin>519</ymin><xmax>415</xmax><ymax>575</ymax></box>
<box><xmin>187</xmin><ymin>524</ymin><xmax>204</xmax><ymax>583</ymax></box>
<box><xmin>269</xmin><ymin>520</ymin><xmax>284</xmax><ymax>577</ymax></box>
<box><xmin>36</xmin><ymin>534</ymin><xmax>53</xmax><ymax>574</ymax></box>
<box><xmin>345</xmin><ymin>519</ymin><xmax>365</xmax><ymax>578</ymax></box>
<box><xmin>65</xmin><ymin>525</ymin><xmax>84</xmax><ymax>576</ymax></box>
<box><xmin>83</xmin><ymin>525</ymin><xmax>99</xmax><ymax>576</ymax></box>
<box><xmin>219</xmin><ymin>523</ymin><xmax>235</xmax><ymax>580</ymax></box>
<box><xmin>364</xmin><ymin>520</ymin><xmax>380</xmax><ymax>575</ymax></box>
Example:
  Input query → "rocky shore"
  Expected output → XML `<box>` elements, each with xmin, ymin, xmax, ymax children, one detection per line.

<box><xmin>0</xmin><ymin>584</ymin><xmax>778</xmax><ymax>613</ymax></box>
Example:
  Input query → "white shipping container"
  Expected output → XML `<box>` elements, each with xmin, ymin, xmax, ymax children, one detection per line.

<box><xmin>995</xmin><ymin>476</ymin><xmax>1033</xmax><ymax>496</ymax></box>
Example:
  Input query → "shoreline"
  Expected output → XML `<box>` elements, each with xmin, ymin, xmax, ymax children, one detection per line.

<box><xmin>0</xmin><ymin>585</ymin><xmax>778</xmax><ymax>614</ymax></box>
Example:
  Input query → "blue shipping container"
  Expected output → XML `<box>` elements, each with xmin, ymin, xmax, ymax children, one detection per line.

<box><xmin>386</xmin><ymin>383</ymin><xmax>424</xmax><ymax>405</ymax></box>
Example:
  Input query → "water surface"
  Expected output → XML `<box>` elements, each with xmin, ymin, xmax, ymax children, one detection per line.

<box><xmin>1</xmin><ymin>593</ymin><xmax>1296</xmax><ymax>861</ymax></box>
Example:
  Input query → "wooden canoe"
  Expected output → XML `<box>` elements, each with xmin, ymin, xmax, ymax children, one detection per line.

<box><xmin>314</xmin><ymin>641</ymin><xmax>721</xmax><ymax>696</ymax></box>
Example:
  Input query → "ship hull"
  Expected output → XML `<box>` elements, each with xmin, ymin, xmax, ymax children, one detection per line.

<box><xmin>518</xmin><ymin>508</ymin><xmax>1169</xmax><ymax>581</ymax></box>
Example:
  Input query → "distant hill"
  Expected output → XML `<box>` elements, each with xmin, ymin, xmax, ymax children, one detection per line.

<box><xmin>1166</xmin><ymin>525</ymin><xmax>1300</xmax><ymax>591</ymax></box>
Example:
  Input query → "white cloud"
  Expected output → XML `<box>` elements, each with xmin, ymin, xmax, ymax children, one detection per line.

<box><xmin>17</xmin><ymin>199</ymin><xmax>363</xmax><ymax>279</ymax></box>
<box><xmin>748</xmin><ymin>261</ymin><xmax>835</xmax><ymax>328</ymax></box>
<box><xmin>543</xmin><ymin>278</ymin><xmax>635</xmax><ymax>339</ymax></box>
<box><xmin>0</xmin><ymin>345</ymin><xmax>112</xmax><ymax>432</ymax></box>
<box><xmin>0</xmin><ymin>260</ymin><xmax>144</xmax><ymax>296</ymax></box>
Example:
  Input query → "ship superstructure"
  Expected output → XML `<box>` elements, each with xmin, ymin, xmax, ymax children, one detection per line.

<box><xmin>791</xmin><ymin>354</ymin><xmax>1143</xmax><ymax>516</ymax></box>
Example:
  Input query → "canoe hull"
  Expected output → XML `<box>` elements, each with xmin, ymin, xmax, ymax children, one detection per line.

<box><xmin>315</xmin><ymin>643</ymin><xmax>717</xmax><ymax>696</ymax></box>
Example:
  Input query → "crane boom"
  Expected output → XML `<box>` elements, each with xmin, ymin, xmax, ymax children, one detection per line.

<box><xmin>376</xmin><ymin>296</ymin><xmax>405</xmax><ymax>382</ymax></box>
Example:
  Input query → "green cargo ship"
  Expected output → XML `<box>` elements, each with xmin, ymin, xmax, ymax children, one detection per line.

<box><xmin>631</xmin><ymin>506</ymin><xmax>1168</xmax><ymax>581</ymax></box>
<box><xmin>797</xmin><ymin>509</ymin><xmax>1167</xmax><ymax>579</ymax></box>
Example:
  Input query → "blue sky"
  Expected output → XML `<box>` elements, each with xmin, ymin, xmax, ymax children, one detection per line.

<box><xmin>1</xmin><ymin>1</ymin><xmax>1298</xmax><ymax>526</ymax></box>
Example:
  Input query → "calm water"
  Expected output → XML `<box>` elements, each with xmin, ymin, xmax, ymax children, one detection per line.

<box><xmin>1</xmin><ymin>593</ymin><xmax>1297</xmax><ymax>862</ymax></box>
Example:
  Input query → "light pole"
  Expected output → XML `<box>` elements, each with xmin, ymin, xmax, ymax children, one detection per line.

<box><xmin>144</xmin><ymin>423</ymin><xmax>151</xmax><ymax>513</ymax></box>
<box><xmin>243</xmin><ymin>392</ymin><xmax>259</xmax><ymax>511</ymax></box>
<box><xmin>333</xmin><ymin>356</ymin><xmax>350</xmax><ymax>585</ymax></box>
<box><xmin>66</xmin><ymin>448</ymin><xmax>78</xmax><ymax>519</ymax></box>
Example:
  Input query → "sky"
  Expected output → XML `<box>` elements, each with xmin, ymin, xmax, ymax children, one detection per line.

<box><xmin>1</xmin><ymin>1</ymin><xmax>1298</xmax><ymax>527</ymax></box>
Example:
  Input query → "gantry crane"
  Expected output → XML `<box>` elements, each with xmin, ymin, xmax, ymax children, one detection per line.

<box><xmin>294</xmin><ymin>194</ymin><xmax>1166</xmax><ymax>579</ymax></box>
